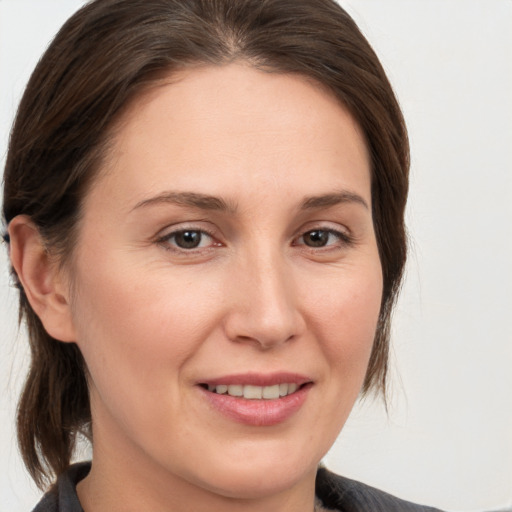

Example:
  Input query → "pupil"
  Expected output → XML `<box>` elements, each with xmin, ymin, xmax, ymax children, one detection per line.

<box><xmin>176</xmin><ymin>231</ymin><xmax>201</xmax><ymax>249</ymax></box>
<box><xmin>305</xmin><ymin>230</ymin><xmax>328</xmax><ymax>247</ymax></box>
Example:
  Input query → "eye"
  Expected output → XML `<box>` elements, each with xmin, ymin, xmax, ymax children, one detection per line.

<box><xmin>295</xmin><ymin>228</ymin><xmax>352</xmax><ymax>248</ymax></box>
<box><xmin>172</xmin><ymin>230</ymin><xmax>206</xmax><ymax>249</ymax></box>
<box><xmin>302</xmin><ymin>230</ymin><xmax>331</xmax><ymax>247</ymax></box>
<box><xmin>158</xmin><ymin>229</ymin><xmax>217</xmax><ymax>251</ymax></box>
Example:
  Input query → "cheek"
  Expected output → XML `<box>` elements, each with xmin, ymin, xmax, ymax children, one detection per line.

<box><xmin>69</xmin><ymin>256</ymin><xmax>220</xmax><ymax>392</ymax></box>
<box><xmin>293</xmin><ymin>262</ymin><xmax>383</xmax><ymax>456</ymax></box>
<box><xmin>303</xmin><ymin>263</ymin><xmax>383</xmax><ymax>373</ymax></box>
<box><xmin>68</xmin><ymin>259</ymin><xmax>227</xmax><ymax>448</ymax></box>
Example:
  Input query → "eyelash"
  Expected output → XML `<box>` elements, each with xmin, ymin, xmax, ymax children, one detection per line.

<box><xmin>293</xmin><ymin>228</ymin><xmax>354</xmax><ymax>250</ymax></box>
<box><xmin>156</xmin><ymin>227</ymin><xmax>219</xmax><ymax>253</ymax></box>
<box><xmin>156</xmin><ymin>225</ymin><xmax>354</xmax><ymax>255</ymax></box>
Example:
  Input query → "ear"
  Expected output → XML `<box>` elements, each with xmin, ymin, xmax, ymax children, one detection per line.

<box><xmin>8</xmin><ymin>215</ymin><xmax>76</xmax><ymax>342</ymax></box>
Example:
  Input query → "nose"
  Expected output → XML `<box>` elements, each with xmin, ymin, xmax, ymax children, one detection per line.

<box><xmin>223</xmin><ymin>250</ymin><xmax>305</xmax><ymax>350</ymax></box>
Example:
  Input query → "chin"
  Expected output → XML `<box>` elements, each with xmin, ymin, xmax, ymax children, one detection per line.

<box><xmin>195</xmin><ymin>460</ymin><xmax>315</xmax><ymax>500</ymax></box>
<box><xmin>177</xmin><ymin>436</ymin><xmax>323</xmax><ymax>500</ymax></box>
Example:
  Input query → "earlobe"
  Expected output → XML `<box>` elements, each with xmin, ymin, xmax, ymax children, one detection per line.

<box><xmin>8</xmin><ymin>215</ymin><xmax>76</xmax><ymax>342</ymax></box>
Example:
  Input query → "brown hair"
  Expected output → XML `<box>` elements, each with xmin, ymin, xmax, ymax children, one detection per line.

<box><xmin>2</xmin><ymin>0</ymin><xmax>409</xmax><ymax>488</ymax></box>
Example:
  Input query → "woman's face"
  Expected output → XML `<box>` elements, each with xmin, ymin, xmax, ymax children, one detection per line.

<box><xmin>67</xmin><ymin>64</ymin><xmax>382</xmax><ymax>500</ymax></box>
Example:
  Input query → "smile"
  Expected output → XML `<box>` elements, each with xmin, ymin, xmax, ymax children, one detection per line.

<box><xmin>206</xmin><ymin>383</ymin><xmax>299</xmax><ymax>399</ymax></box>
<box><xmin>198</xmin><ymin>374</ymin><xmax>313</xmax><ymax>426</ymax></box>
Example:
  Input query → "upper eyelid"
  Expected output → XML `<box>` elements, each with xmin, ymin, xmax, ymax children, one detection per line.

<box><xmin>154</xmin><ymin>225</ymin><xmax>215</xmax><ymax>247</ymax></box>
<box><xmin>294</xmin><ymin>228</ymin><xmax>353</xmax><ymax>244</ymax></box>
<box><xmin>155</xmin><ymin>221</ymin><xmax>218</xmax><ymax>238</ymax></box>
<box><xmin>159</xmin><ymin>228</ymin><xmax>214</xmax><ymax>238</ymax></box>
<box><xmin>294</xmin><ymin>221</ymin><xmax>351</xmax><ymax>238</ymax></box>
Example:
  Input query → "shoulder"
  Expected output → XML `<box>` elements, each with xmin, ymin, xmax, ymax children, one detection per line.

<box><xmin>315</xmin><ymin>466</ymin><xmax>443</xmax><ymax>512</ymax></box>
<box><xmin>31</xmin><ymin>462</ymin><xmax>90</xmax><ymax>512</ymax></box>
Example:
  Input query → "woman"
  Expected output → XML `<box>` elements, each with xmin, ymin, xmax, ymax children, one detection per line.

<box><xmin>3</xmin><ymin>0</ymin><xmax>440</xmax><ymax>510</ymax></box>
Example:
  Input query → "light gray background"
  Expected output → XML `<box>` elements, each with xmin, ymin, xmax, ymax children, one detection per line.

<box><xmin>1</xmin><ymin>1</ymin><xmax>511</xmax><ymax>511</ymax></box>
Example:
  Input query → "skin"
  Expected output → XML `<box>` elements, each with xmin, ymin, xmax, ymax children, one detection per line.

<box><xmin>10</xmin><ymin>63</ymin><xmax>382</xmax><ymax>512</ymax></box>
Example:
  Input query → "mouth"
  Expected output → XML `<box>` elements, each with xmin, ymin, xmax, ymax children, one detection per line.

<box><xmin>196</xmin><ymin>373</ymin><xmax>313</xmax><ymax>426</ymax></box>
<box><xmin>199</xmin><ymin>382</ymin><xmax>307</xmax><ymax>400</ymax></box>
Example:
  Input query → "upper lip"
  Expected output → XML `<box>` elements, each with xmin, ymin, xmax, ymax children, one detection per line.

<box><xmin>198</xmin><ymin>372</ymin><xmax>312</xmax><ymax>387</ymax></box>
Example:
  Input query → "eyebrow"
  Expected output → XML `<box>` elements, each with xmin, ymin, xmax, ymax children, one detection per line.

<box><xmin>300</xmin><ymin>191</ymin><xmax>369</xmax><ymax>210</ymax></box>
<box><xmin>131</xmin><ymin>189</ymin><xmax>368</xmax><ymax>213</ymax></box>
<box><xmin>131</xmin><ymin>191</ymin><xmax>237</xmax><ymax>213</ymax></box>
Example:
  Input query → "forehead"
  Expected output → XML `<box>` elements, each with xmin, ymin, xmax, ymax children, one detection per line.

<box><xmin>90</xmin><ymin>63</ymin><xmax>371</xmax><ymax>211</ymax></box>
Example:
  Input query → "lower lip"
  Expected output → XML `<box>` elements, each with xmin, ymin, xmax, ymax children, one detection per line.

<box><xmin>199</xmin><ymin>385</ymin><xmax>311</xmax><ymax>426</ymax></box>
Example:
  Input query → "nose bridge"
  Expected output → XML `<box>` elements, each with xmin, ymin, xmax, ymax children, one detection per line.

<box><xmin>225</xmin><ymin>241</ymin><xmax>303</xmax><ymax>348</ymax></box>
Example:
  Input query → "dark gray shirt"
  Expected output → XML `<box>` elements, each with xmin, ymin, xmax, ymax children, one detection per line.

<box><xmin>31</xmin><ymin>462</ymin><xmax>443</xmax><ymax>512</ymax></box>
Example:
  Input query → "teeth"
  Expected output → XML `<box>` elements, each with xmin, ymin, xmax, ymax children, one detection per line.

<box><xmin>208</xmin><ymin>383</ymin><xmax>300</xmax><ymax>399</ymax></box>
<box><xmin>244</xmin><ymin>385</ymin><xmax>262</xmax><ymax>399</ymax></box>
<box><xmin>262</xmin><ymin>384</ymin><xmax>280</xmax><ymax>399</ymax></box>
<box><xmin>227</xmin><ymin>384</ymin><xmax>243</xmax><ymax>397</ymax></box>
